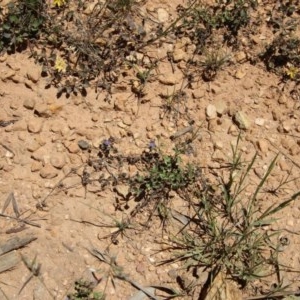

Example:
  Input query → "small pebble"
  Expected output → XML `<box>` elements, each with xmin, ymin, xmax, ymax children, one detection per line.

<box><xmin>27</xmin><ymin>118</ymin><xmax>43</xmax><ymax>133</ymax></box>
<box><xmin>255</xmin><ymin>118</ymin><xmax>265</xmax><ymax>126</ymax></box>
<box><xmin>23</xmin><ymin>98</ymin><xmax>36</xmax><ymax>110</ymax></box>
<box><xmin>78</xmin><ymin>140</ymin><xmax>90</xmax><ymax>150</ymax></box>
<box><xmin>50</xmin><ymin>154</ymin><xmax>66</xmax><ymax>169</ymax></box>
<box><xmin>40</xmin><ymin>164</ymin><xmax>58</xmax><ymax>179</ymax></box>
<box><xmin>206</xmin><ymin>104</ymin><xmax>217</xmax><ymax>120</ymax></box>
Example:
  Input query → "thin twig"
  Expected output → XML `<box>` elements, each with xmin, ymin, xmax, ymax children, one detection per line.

<box><xmin>0</xmin><ymin>213</ymin><xmax>41</xmax><ymax>228</ymax></box>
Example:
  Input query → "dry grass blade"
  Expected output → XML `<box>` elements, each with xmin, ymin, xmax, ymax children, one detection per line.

<box><xmin>0</xmin><ymin>192</ymin><xmax>21</xmax><ymax>219</ymax></box>
<box><xmin>0</xmin><ymin>212</ymin><xmax>41</xmax><ymax>228</ymax></box>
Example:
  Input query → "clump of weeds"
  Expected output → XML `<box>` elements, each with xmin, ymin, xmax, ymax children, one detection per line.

<box><xmin>161</xmin><ymin>136</ymin><xmax>300</xmax><ymax>297</ymax></box>
<box><xmin>0</xmin><ymin>0</ymin><xmax>46</xmax><ymax>52</ymax></box>
<box><xmin>67</xmin><ymin>279</ymin><xmax>105</xmax><ymax>300</ymax></box>
<box><xmin>128</xmin><ymin>142</ymin><xmax>200</xmax><ymax>224</ymax></box>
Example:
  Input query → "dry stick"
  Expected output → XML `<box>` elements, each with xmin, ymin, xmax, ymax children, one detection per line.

<box><xmin>0</xmin><ymin>213</ymin><xmax>41</xmax><ymax>228</ymax></box>
<box><xmin>170</xmin><ymin>125</ymin><xmax>194</xmax><ymax>140</ymax></box>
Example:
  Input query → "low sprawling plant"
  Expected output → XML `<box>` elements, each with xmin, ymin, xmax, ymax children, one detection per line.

<box><xmin>162</xmin><ymin>136</ymin><xmax>300</xmax><ymax>292</ymax></box>
<box><xmin>67</xmin><ymin>280</ymin><xmax>105</xmax><ymax>300</ymax></box>
<box><xmin>129</xmin><ymin>144</ymin><xmax>200</xmax><ymax>221</ymax></box>
<box><xmin>0</xmin><ymin>0</ymin><xmax>46</xmax><ymax>52</ymax></box>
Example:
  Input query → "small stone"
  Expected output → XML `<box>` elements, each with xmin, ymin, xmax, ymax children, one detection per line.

<box><xmin>114</xmin><ymin>93</ymin><xmax>132</xmax><ymax>112</ymax></box>
<box><xmin>235</xmin><ymin>51</ymin><xmax>247</xmax><ymax>63</ymax></box>
<box><xmin>0</xmin><ymin>53</ymin><xmax>7</xmax><ymax>62</ymax></box>
<box><xmin>12</xmin><ymin>75</ymin><xmax>23</xmax><ymax>84</ymax></box>
<box><xmin>122</xmin><ymin>115</ymin><xmax>132</xmax><ymax>126</ymax></box>
<box><xmin>278</xmin><ymin>94</ymin><xmax>287</xmax><ymax>104</ymax></box>
<box><xmin>158</xmin><ymin>75</ymin><xmax>177</xmax><ymax>85</ymax></box>
<box><xmin>31</xmin><ymin>147</ymin><xmax>50</xmax><ymax>164</ymax></box>
<box><xmin>255</xmin><ymin>118</ymin><xmax>265</xmax><ymax>126</ymax></box>
<box><xmin>282</xmin><ymin>120</ymin><xmax>291</xmax><ymax>133</ymax></box>
<box><xmin>34</xmin><ymin>103</ymin><xmax>52</xmax><ymax>118</ymax></box>
<box><xmin>31</xmin><ymin>161</ymin><xmax>43</xmax><ymax>172</ymax></box>
<box><xmin>65</xmin><ymin>142</ymin><xmax>80</xmax><ymax>154</ymax></box>
<box><xmin>157</xmin><ymin>8</ymin><xmax>169</xmax><ymax>22</ymax></box>
<box><xmin>27</xmin><ymin>69</ymin><xmax>40</xmax><ymax>83</ymax></box>
<box><xmin>214</xmin><ymin>100</ymin><xmax>227</xmax><ymax>116</ymax></box>
<box><xmin>192</xmin><ymin>89</ymin><xmax>205</xmax><ymax>99</ymax></box>
<box><xmin>289</xmin><ymin>144</ymin><xmax>299</xmax><ymax>156</ymax></box>
<box><xmin>256</xmin><ymin>139</ymin><xmax>268</xmax><ymax>154</ymax></box>
<box><xmin>27</xmin><ymin>118</ymin><xmax>43</xmax><ymax>133</ymax></box>
<box><xmin>40</xmin><ymin>164</ymin><xmax>58</xmax><ymax>179</ymax></box>
<box><xmin>83</xmin><ymin>1</ymin><xmax>97</xmax><ymax>14</ymax></box>
<box><xmin>50</xmin><ymin>154</ymin><xmax>66</xmax><ymax>169</ymax></box>
<box><xmin>10</xmin><ymin>100</ymin><xmax>20</xmax><ymax>110</ymax></box>
<box><xmin>115</xmin><ymin>185</ymin><xmax>129</xmax><ymax>197</ymax></box>
<box><xmin>18</xmin><ymin>132</ymin><xmax>27</xmax><ymax>141</ymax></box>
<box><xmin>0</xmin><ymin>70</ymin><xmax>16</xmax><ymax>81</ymax></box>
<box><xmin>78</xmin><ymin>140</ymin><xmax>90</xmax><ymax>150</ymax></box>
<box><xmin>234</xmin><ymin>68</ymin><xmax>247</xmax><ymax>79</ymax></box>
<box><xmin>27</xmin><ymin>140</ymin><xmax>41</xmax><ymax>152</ymax></box>
<box><xmin>228</xmin><ymin>124</ymin><xmax>239</xmax><ymax>135</ymax></box>
<box><xmin>234</xmin><ymin>111</ymin><xmax>251</xmax><ymax>130</ymax></box>
<box><xmin>91</xmin><ymin>114</ymin><xmax>99</xmax><ymax>122</ymax></box>
<box><xmin>173</xmin><ymin>48</ymin><xmax>186</xmax><ymax>62</ymax></box>
<box><xmin>206</xmin><ymin>104</ymin><xmax>217</xmax><ymax>120</ymax></box>
<box><xmin>23</xmin><ymin>98</ymin><xmax>36</xmax><ymax>110</ymax></box>
<box><xmin>214</xmin><ymin>141</ymin><xmax>223</xmax><ymax>150</ymax></box>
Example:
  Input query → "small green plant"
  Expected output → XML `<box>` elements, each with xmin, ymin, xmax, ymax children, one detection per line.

<box><xmin>200</xmin><ymin>49</ymin><xmax>231</xmax><ymax>81</ymax></box>
<box><xmin>67</xmin><ymin>280</ymin><xmax>105</xmax><ymax>300</ymax></box>
<box><xmin>129</xmin><ymin>145</ymin><xmax>199</xmax><ymax>221</ymax></box>
<box><xmin>0</xmin><ymin>0</ymin><xmax>46</xmax><ymax>52</ymax></box>
<box><xmin>261</xmin><ymin>33</ymin><xmax>300</xmax><ymax>81</ymax></box>
<box><xmin>163</xmin><ymin>137</ymin><xmax>300</xmax><ymax>294</ymax></box>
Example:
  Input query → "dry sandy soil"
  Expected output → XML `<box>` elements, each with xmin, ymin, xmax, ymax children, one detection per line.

<box><xmin>0</xmin><ymin>0</ymin><xmax>300</xmax><ymax>299</ymax></box>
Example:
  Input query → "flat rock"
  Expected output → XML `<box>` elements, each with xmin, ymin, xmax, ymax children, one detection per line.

<box><xmin>215</xmin><ymin>100</ymin><xmax>227</xmax><ymax>116</ymax></box>
<box><xmin>65</xmin><ymin>142</ymin><xmax>80</xmax><ymax>154</ymax></box>
<box><xmin>234</xmin><ymin>111</ymin><xmax>251</xmax><ymax>130</ymax></box>
<box><xmin>0</xmin><ymin>70</ymin><xmax>16</xmax><ymax>81</ymax></box>
<box><xmin>23</xmin><ymin>98</ymin><xmax>36</xmax><ymax>110</ymax></box>
<box><xmin>31</xmin><ymin>160</ymin><xmax>43</xmax><ymax>172</ymax></box>
<box><xmin>40</xmin><ymin>164</ymin><xmax>58</xmax><ymax>179</ymax></box>
<box><xmin>157</xmin><ymin>8</ymin><xmax>169</xmax><ymax>22</ymax></box>
<box><xmin>158</xmin><ymin>75</ymin><xmax>178</xmax><ymax>85</ymax></box>
<box><xmin>27</xmin><ymin>118</ymin><xmax>43</xmax><ymax>133</ymax></box>
<box><xmin>192</xmin><ymin>89</ymin><xmax>205</xmax><ymax>99</ymax></box>
<box><xmin>255</xmin><ymin>118</ymin><xmax>265</xmax><ymax>126</ymax></box>
<box><xmin>173</xmin><ymin>48</ymin><xmax>186</xmax><ymax>62</ymax></box>
<box><xmin>34</xmin><ymin>103</ymin><xmax>52</xmax><ymax>118</ymax></box>
<box><xmin>26</xmin><ymin>69</ymin><xmax>40</xmax><ymax>83</ymax></box>
<box><xmin>206</xmin><ymin>104</ymin><xmax>217</xmax><ymax>120</ymax></box>
<box><xmin>78</xmin><ymin>140</ymin><xmax>90</xmax><ymax>150</ymax></box>
<box><xmin>114</xmin><ymin>93</ymin><xmax>131</xmax><ymax>112</ymax></box>
<box><xmin>50</xmin><ymin>154</ymin><xmax>66</xmax><ymax>169</ymax></box>
<box><xmin>27</xmin><ymin>140</ymin><xmax>41</xmax><ymax>152</ymax></box>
